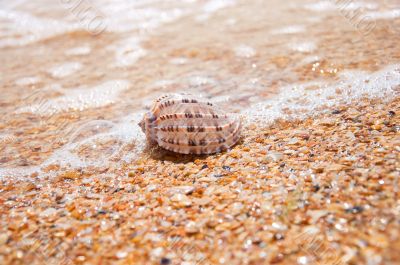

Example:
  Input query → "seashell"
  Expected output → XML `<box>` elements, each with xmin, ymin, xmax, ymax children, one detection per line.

<box><xmin>139</xmin><ymin>93</ymin><xmax>241</xmax><ymax>154</ymax></box>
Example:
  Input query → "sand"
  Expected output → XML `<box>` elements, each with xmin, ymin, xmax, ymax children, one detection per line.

<box><xmin>1</xmin><ymin>97</ymin><xmax>399</xmax><ymax>265</ymax></box>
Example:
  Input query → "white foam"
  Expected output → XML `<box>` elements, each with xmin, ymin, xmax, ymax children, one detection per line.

<box><xmin>0</xmin><ymin>166</ymin><xmax>40</xmax><ymax>181</ymax></box>
<box><xmin>115</xmin><ymin>113</ymin><xmax>147</xmax><ymax>163</ymax></box>
<box><xmin>288</xmin><ymin>41</ymin><xmax>317</xmax><ymax>53</ymax></box>
<box><xmin>305</xmin><ymin>1</ymin><xmax>336</xmax><ymax>12</ymax></box>
<box><xmin>0</xmin><ymin>112</ymin><xmax>146</xmax><ymax>181</ymax></box>
<box><xmin>96</xmin><ymin>0</ymin><xmax>186</xmax><ymax>32</ymax></box>
<box><xmin>271</xmin><ymin>25</ymin><xmax>306</xmax><ymax>34</ymax></box>
<box><xmin>300</xmin><ymin>55</ymin><xmax>321</xmax><ymax>64</ymax></box>
<box><xmin>108</xmin><ymin>37</ymin><xmax>147</xmax><ymax>67</ymax></box>
<box><xmin>0</xmin><ymin>8</ymin><xmax>76</xmax><ymax>48</ymax></box>
<box><xmin>169</xmin><ymin>57</ymin><xmax>189</xmax><ymax>65</ymax></box>
<box><xmin>224</xmin><ymin>18</ymin><xmax>237</xmax><ymax>26</ymax></box>
<box><xmin>151</xmin><ymin>79</ymin><xmax>176</xmax><ymax>88</ymax></box>
<box><xmin>336</xmin><ymin>1</ymin><xmax>378</xmax><ymax>11</ymax></box>
<box><xmin>187</xmin><ymin>75</ymin><xmax>217</xmax><ymax>87</ymax></box>
<box><xmin>244</xmin><ymin>64</ymin><xmax>400</xmax><ymax>124</ymax></box>
<box><xmin>234</xmin><ymin>45</ymin><xmax>256</xmax><ymax>58</ymax></box>
<box><xmin>16</xmin><ymin>80</ymin><xmax>131</xmax><ymax>115</ymax></box>
<box><xmin>203</xmin><ymin>0</ymin><xmax>236</xmax><ymax>13</ymax></box>
<box><xmin>365</xmin><ymin>9</ymin><xmax>400</xmax><ymax>20</ymax></box>
<box><xmin>48</xmin><ymin>62</ymin><xmax>83</xmax><ymax>79</ymax></box>
<box><xmin>195</xmin><ymin>0</ymin><xmax>236</xmax><ymax>21</ymax></box>
<box><xmin>15</xmin><ymin>76</ymin><xmax>41</xmax><ymax>86</ymax></box>
<box><xmin>44</xmin><ymin>113</ymin><xmax>146</xmax><ymax>168</ymax></box>
<box><xmin>65</xmin><ymin>46</ymin><xmax>92</xmax><ymax>56</ymax></box>
<box><xmin>305</xmin><ymin>1</ymin><xmax>377</xmax><ymax>12</ymax></box>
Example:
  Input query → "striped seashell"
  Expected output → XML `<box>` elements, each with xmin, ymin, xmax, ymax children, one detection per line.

<box><xmin>139</xmin><ymin>93</ymin><xmax>241</xmax><ymax>154</ymax></box>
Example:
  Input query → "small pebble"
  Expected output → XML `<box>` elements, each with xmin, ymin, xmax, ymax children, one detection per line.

<box><xmin>345</xmin><ymin>206</ymin><xmax>364</xmax><ymax>214</ymax></box>
<box><xmin>318</xmin><ymin>118</ymin><xmax>335</xmax><ymax>126</ymax></box>
<box><xmin>185</xmin><ymin>221</ymin><xmax>200</xmax><ymax>234</ymax></box>
<box><xmin>39</xmin><ymin>207</ymin><xmax>57</xmax><ymax>218</ymax></box>
<box><xmin>160</xmin><ymin>257</ymin><xmax>171</xmax><ymax>265</ymax></box>
<box><xmin>313</xmin><ymin>185</ymin><xmax>320</xmax><ymax>192</ymax></box>
<box><xmin>0</xmin><ymin>234</ymin><xmax>9</xmax><ymax>245</ymax></box>
<box><xmin>201</xmin><ymin>164</ymin><xmax>208</xmax><ymax>169</ymax></box>
<box><xmin>222</xmin><ymin>165</ymin><xmax>231</xmax><ymax>171</ymax></box>
<box><xmin>16</xmin><ymin>250</ymin><xmax>24</xmax><ymax>259</ymax></box>
<box><xmin>266</xmin><ymin>152</ymin><xmax>283</xmax><ymax>162</ymax></box>
<box><xmin>168</xmin><ymin>186</ymin><xmax>195</xmax><ymax>195</ymax></box>
<box><xmin>116</xmin><ymin>251</ymin><xmax>128</xmax><ymax>259</ymax></box>
<box><xmin>274</xmin><ymin>233</ymin><xmax>284</xmax><ymax>241</ymax></box>
<box><xmin>297</xmin><ymin>256</ymin><xmax>310</xmax><ymax>265</ymax></box>
<box><xmin>170</xmin><ymin>194</ymin><xmax>192</xmax><ymax>207</ymax></box>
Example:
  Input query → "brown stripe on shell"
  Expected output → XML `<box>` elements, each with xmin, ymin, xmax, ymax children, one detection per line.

<box><xmin>156</xmin><ymin>114</ymin><xmax>232</xmax><ymax>127</ymax></box>
<box><xmin>156</xmin><ymin>98</ymin><xmax>224</xmax><ymax>116</ymax></box>
<box><xmin>156</xmin><ymin>117</ymin><xmax>240</xmax><ymax>137</ymax></box>
<box><xmin>156</xmin><ymin>112</ymin><xmax>229</xmax><ymax>124</ymax></box>
<box><xmin>157</xmin><ymin>113</ymin><xmax>228</xmax><ymax>121</ymax></box>
<box><xmin>151</xmin><ymin>94</ymin><xmax>178</xmax><ymax>114</ymax></box>
<box><xmin>151</xmin><ymin>94</ymin><xmax>216</xmax><ymax>115</ymax></box>
<box><xmin>151</xmin><ymin>98</ymin><xmax>176</xmax><ymax>114</ymax></box>
<box><xmin>157</xmin><ymin>130</ymin><xmax>241</xmax><ymax>154</ymax></box>
<box><xmin>156</xmin><ymin>116</ymin><xmax>241</xmax><ymax>154</ymax></box>
<box><xmin>140</xmin><ymin>93</ymin><xmax>241</xmax><ymax>154</ymax></box>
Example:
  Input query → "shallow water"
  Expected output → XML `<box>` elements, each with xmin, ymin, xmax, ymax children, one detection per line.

<box><xmin>0</xmin><ymin>0</ymin><xmax>399</xmax><ymax>179</ymax></box>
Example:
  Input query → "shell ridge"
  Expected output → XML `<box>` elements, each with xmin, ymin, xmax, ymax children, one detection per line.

<box><xmin>157</xmin><ymin>117</ymin><xmax>241</xmax><ymax>149</ymax></box>
<box><xmin>141</xmin><ymin>94</ymin><xmax>242</xmax><ymax>154</ymax></box>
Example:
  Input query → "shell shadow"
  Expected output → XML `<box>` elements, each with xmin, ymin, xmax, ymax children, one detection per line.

<box><xmin>144</xmin><ymin>136</ymin><xmax>245</xmax><ymax>164</ymax></box>
<box><xmin>145</xmin><ymin>144</ymin><xmax>211</xmax><ymax>164</ymax></box>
